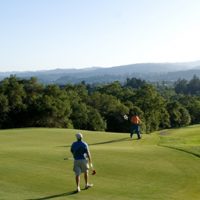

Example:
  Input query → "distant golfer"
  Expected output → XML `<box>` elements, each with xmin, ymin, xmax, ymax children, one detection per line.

<box><xmin>124</xmin><ymin>112</ymin><xmax>141</xmax><ymax>139</ymax></box>
<box><xmin>71</xmin><ymin>133</ymin><xmax>93</xmax><ymax>192</ymax></box>
<box><xmin>130</xmin><ymin>112</ymin><xmax>141</xmax><ymax>139</ymax></box>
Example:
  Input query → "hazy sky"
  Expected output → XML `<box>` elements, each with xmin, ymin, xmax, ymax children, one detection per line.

<box><xmin>1</xmin><ymin>0</ymin><xmax>200</xmax><ymax>72</ymax></box>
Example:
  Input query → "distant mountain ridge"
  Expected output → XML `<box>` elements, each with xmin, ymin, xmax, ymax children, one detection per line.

<box><xmin>1</xmin><ymin>61</ymin><xmax>200</xmax><ymax>84</ymax></box>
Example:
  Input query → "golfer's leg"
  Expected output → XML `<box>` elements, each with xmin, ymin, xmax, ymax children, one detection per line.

<box><xmin>84</xmin><ymin>170</ymin><xmax>93</xmax><ymax>189</ymax></box>
<box><xmin>136</xmin><ymin>126</ymin><xmax>141</xmax><ymax>139</ymax></box>
<box><xmin>130</xmin><ymin>125</ymin><xmax>134</xmax><ymax>138</ymax></box>
<box><xmin>75</xmin><ymin>175</ymin><xmax>81</xmax><ymax>191</ymax></box>
<box><xmin>136</xmin><ymin>125</ymin><xmax>141</xmax><ymax>139</ymax></box>
<box><xmin>84</xmin><ymin>170</ymin><xmax>88</xmax><ymax>186</ymax></box>
<box><xmin>136</xmin><ymin>131</ymin><xmax>141</xmax><ymax>139</ymax></box>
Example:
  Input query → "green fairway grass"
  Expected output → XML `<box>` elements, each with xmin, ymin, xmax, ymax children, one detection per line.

<box><xmin>159</xmin><ymin>125</ymin><xmax>200</xmax><ymax>157</ymax></box>
<box><xmin>0</xmin><ymin>126</ymin><xmax>200</xmax><ymax>200</ymax></box>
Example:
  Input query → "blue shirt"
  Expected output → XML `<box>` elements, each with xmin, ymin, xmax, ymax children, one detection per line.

<box><xmin>71</xmin><ymin>140</ymin><xmax>89</xmax><ymax>160</ymax></box>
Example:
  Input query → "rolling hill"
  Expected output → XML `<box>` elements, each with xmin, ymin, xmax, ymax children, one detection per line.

<box><xmin>1</xmin><ymin>61</ymin><xmax>200</xmax><ymax>84</ymax></box>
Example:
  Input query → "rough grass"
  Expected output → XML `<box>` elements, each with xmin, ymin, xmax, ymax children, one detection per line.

<box><xmin>0</xmin><ymin>126</ymin><xmax>200</xmax><ymax>200</ymax></box>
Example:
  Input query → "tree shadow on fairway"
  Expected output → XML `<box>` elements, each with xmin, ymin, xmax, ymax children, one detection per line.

<box><xmin>89</xmin><ymin>137</ymin><xmax>131</xmax><ymax>146</ymax></box>
<box><xmin>58</xmin><ymin>137</ymin><xmax>131</xmax><ymax>148</ymax></box>
<box><xmin>158</xmin><ymin>144</ymin><xmax>200</xmax><ymax>158</ymax></box>
<box><xmin>26</xmin><ymin>190</ymin><xmax>78</xmax><ymax>200</ymax></box>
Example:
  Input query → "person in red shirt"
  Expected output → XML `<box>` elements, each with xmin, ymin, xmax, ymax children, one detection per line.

<box><xmin>130</xmin><ymin>112</ymin><xmax>141</xmax><ymax>139</ymax></box>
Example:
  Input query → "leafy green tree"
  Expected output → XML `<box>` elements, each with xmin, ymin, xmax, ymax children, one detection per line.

<box><xmin>0</xmin><ymin>94</ymin><xmax>9</xmax><ymax>128</ymax></box>
<box><xmin>70</xmin><ymin>102</ymin><xmax>88</xmax><ymax>130</ymax></box>
<box><xmin>86</xmin><ymin>106</ymin><xmax>106</xmax><ymax>131</ymax></box>
<box><xmin>187</xmin><ymin>99</ymin><xmax>200</xmax><ymax>124</ymax></box>
<box><xmin>179</xmin><ymin>107</ymin><xmax>191</xmax><ymax>126</ymax></box>
<box><xmin>88</xmin><ymin>92</ymin><xmax>129</xmax><ymax>132</ymax></box>
<box><xmin>174</xmin><ymin>79</ymin><xmax>188</xmax><ymax>94</ymax></box>
<box><xmin>17</xmin><ymin>77</ymin><xmax>44</xmax><ymax>127</ymax></box>
<box><xmin>157</xmin><ymin>83</ymin><xmax>176</xmax><ymax>101</ymax></box>
<box><xmin>176</xmin><ymin>95</ymin><xmax>200</xmax><ymax>124</ymax></box>
<box><xmin>134</xmin><ymin>85</ymin><xmax>168</xmax><ymax>132</ymax></box>
<box><xmin>65</xmin><ymin>83</ymin><xmax>88</xmax><ymax>102</ymax></box>
<box><xmin>167</xmin><ymin>101</ymin><xmax>191</xmax><ymax>127</ymax></box>
<box><xmin>125</xmin><ymin>77</ymin><xmax>146</xmax><ymax>89</ymax></box>
<box><xmin>96</xmin><ymin>81</ymin><xmax>136</xmax><ymax>102</ymax></box>
<box><xmin>120</xmin><ymin>87</ymin><xmax>136</xmax><ymax>102</ymax></box>
<box><xmin>35</xmin><ymin>85</ymin><xmax>72</xmax><ymax>127</ymax></box>
<box><xmin>106</xmin><ymin>103</ymin><xmax>129</xmax><ymax>132</ymax></box>
<box><xmin>64</xmin><ymin>84</ymin><xmax>89</xmax><ymax>129</ymax></box>
<box><xmin>187</xmin><ymin>75</ymin><xmax>200</xmax><ymax>95</ymax></box>
<box><xmin>173</xmin><ymin>76</ymin><xmax>200</xmax><ymax>95</ymax></box>
<box><xmin>0</xmin><ymin>76</ymin><xmax>26</xmax><ymax>128</ymax></box>
<box><xmin>159</xmin><ymin>108</ymin><xmax>170</xmax><ymax>129</ymax></box>
<box><xmin>97</xmin><ymin>81</ymin><xmax>124</xmax><ymax>99</ymax></box>
<box><xmin>0</xmin><ymin>76</ymin><xmax>26</xmax><ymax>109</ymax></box>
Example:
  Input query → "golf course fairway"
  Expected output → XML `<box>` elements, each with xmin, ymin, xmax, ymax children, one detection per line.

<box><xmin>0</xmin><ymin>126</ymin><xmax>200</xmax><ymax>200</ymax></box>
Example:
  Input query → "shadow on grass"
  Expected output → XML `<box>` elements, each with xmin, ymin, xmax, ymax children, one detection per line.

<box><xmin>89</xmin><ymin>137</ymin><xmax>131</xmax><ymax>146</ymax></box>
<box><xmin>26</xmin><ymin>190</ymin><xmax>78</xmax><ymax>200</ymax></box>
<box><xmin>158</xmin><ymin>144</ymin><xmax>200</xmax><ymax>158</ymax></box>
<box><xmin>58</xmin><ymin>137</ymin><xmax>132</xmax><ymax>148</ymax></box>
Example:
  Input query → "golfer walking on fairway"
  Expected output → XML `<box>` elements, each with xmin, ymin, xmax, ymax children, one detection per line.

<box><xmin>71</xmin><ymin>133</ymin><xmax>93</xmax><ymax>192</ymax></box>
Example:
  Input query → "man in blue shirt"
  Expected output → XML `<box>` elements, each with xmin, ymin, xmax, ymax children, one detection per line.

<box><xmin>71</xmin><ymin>133</ymin><xmax>93</xmax><ymax>192</ymax></box>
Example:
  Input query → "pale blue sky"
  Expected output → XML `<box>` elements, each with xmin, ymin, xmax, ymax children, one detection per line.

<box><xmin>0</xmin><ymin>0</ymin><xmax>200</xmax><ymax>71</ymax></box>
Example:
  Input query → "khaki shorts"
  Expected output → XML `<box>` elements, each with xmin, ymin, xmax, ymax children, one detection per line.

<box><xmin>73</xmin><ymin>159</ymin><xmax>89</xmax><ymax>176</ymax></box>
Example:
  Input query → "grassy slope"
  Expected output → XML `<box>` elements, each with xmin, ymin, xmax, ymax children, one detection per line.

<box><xmin>159</xmin><ymin>125</ymin><xmax>200</xmax><ymax>157</ymax></box>
<box><xmin>0</xmin><ymin>126</ymin><xmax>200</xmax><ymax>200</ymax></box>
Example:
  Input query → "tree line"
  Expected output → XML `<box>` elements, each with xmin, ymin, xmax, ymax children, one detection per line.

<box><xmin>0</xmin><ymin>75</ymin><xmax>200</xmax><ymax>133</ymax></box>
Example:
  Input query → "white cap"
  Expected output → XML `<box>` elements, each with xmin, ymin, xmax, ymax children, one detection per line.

<box><xmin>76</xmin><ymin>133</ymin><xmax>83</xmax><ymax>140</ymax></box>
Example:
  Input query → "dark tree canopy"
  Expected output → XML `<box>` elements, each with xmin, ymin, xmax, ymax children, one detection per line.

<box><xmin>0</xmin><ymin>75</ymin><xmax>199</xmax><ymax>133</ymax></box>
